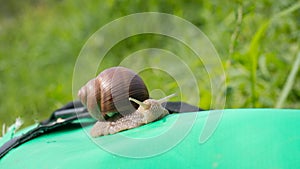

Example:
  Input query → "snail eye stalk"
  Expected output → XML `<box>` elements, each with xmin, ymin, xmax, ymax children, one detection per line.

<box><xmin>129</xmin><ymin>97</ymin><xmax>150</xmax><ymax>109</ymax></box>
<box><xmin>157</xmin><ymin>93</ymin><xmax>177</xmax><ymax>104</ymax></box>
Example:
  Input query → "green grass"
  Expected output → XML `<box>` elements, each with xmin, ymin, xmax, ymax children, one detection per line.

<box><xmin>0</xmin><ymin>0</ymin><xmax>299</xmax><ymax>134</ymax></box>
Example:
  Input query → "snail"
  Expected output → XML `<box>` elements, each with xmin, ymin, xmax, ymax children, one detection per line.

<box><xmin>78</xmin><ymin>66</ymin><xmax>175</xmax><ymax>137</ymax></box>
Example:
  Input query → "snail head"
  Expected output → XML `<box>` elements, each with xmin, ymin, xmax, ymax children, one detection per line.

<box><xmin>129</xmin><ymin>93</ymin><xmax>176</xmax><ymax>123</ymax></box>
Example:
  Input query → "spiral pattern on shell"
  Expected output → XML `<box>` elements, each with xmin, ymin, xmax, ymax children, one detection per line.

<box><xmin>78</xmin><ymin>67</ymin><xmax>149</xmax><ymax>121</ymax></box>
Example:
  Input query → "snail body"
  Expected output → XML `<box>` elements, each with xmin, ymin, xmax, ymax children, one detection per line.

<box><xmin>90</xmin><ymin>94</ymin><xmax>176</xmax><ymax>137</ymax></box>
<box><xmin>78</xmin><ymin>66</ymin><xmax>175</xmax><ymax>137</ymax></box>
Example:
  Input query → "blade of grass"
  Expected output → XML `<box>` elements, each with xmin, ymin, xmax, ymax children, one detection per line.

<box><xmin>276</xmin><ymin>52</ymin><xmax>300</xmax><ymax>108</ymax></box>
<box><xmin>229</xmin><ymin>4</ymin><xmax>243</xmax><ymax>56</ymax></box>
<box><xmin>247</xmin><ymin>21</ymin><xmax>270</xmax><ymax>107</ymax></box>
<box><xmin>274</xmin><ymin>1</ymin><xmax>300</xmax><ymax>19</ymax></box>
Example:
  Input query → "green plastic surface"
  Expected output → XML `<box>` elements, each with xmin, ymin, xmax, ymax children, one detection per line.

<box><xmin>0</xmin><ymin>109</ymin><xmax>300</xmax><ymax>169</ymax></box>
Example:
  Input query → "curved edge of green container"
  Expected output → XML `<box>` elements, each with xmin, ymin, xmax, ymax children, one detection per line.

<box><xmin>0</xmin><ymin>109</ymin><xmax>300</xmax><ymax>169</ymax></box>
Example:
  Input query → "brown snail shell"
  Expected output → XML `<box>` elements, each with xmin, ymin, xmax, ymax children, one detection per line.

<box><xmin>78</xmin><ymin>67</ymin><xmax>149</xmax><ymax>121</ymax></box>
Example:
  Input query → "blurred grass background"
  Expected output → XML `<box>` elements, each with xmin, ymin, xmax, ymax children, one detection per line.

<box><xmin>0</xmin><ymin>0</ymin><xmax>299</xmax><ymax>134</ymax></box>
